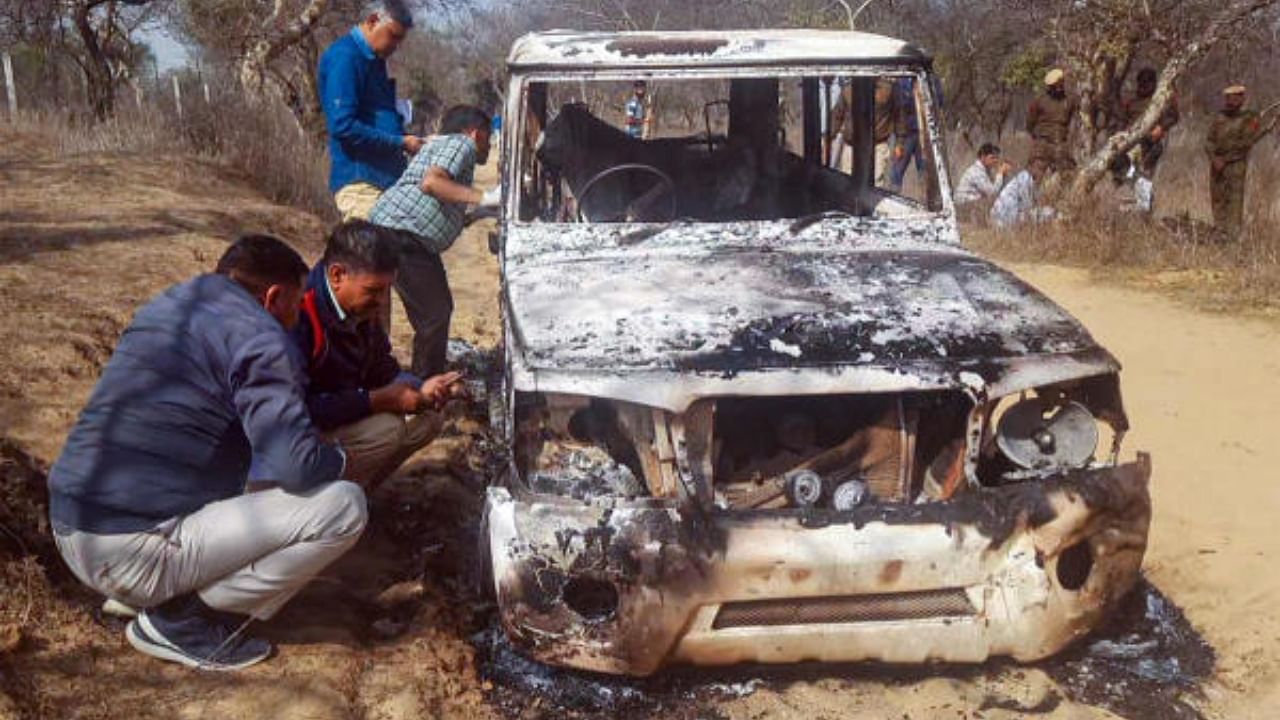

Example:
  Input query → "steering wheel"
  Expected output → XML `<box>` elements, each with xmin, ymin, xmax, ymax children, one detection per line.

<box><xmin>575</xmin><ymin>163</ymin><xmax>678</xmax><ymax>223</ymax></box>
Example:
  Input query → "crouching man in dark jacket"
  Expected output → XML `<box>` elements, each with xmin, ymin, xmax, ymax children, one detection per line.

<box><xmin>293</xmin><ymin>221</ymin><xmax>460</xmax><ymax>488</ymax></box>
<box><xmin>48</xmin><ymin>235</ymin><xmax>359</xmax><ymax>671</ymax></box>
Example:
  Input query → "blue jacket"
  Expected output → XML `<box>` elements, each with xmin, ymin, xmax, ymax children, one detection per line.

<box><xmin>292</xmin><ymin>262</ymin><xmax>418</xmax><ymax>431</ymax></box>
<box><xmin>318</xmin><ymin>27</ymin><xmax>407</xmax><ymax>193</ymax></box>
<box><xmin>48</xmin><ymin>275</ymin><xmax>346</xmax><ymax>534</ymax></box>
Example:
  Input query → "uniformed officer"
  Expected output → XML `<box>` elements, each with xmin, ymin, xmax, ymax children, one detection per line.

<box><xmin>1206</xmin><ymin>85</ymin><xmax>1276</xmax><ymax>237</ymax></box>
<box><xmin>829</xmin><ymin>77</ymin><xmax>898</xmax><ymax>185</ymax></box>
<box><xmin>1027</xmin><ymin>68</ymin><xmax>1078</xmax><ymax>176</ymax></box>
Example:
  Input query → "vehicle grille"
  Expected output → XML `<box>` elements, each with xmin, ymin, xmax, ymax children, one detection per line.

<box><xmin>712</xmin><ymin>589</ymin><xmax>975</xmax><ymax>629</ymax></box>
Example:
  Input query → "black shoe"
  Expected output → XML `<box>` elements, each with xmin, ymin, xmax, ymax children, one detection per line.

<box><xmin>125</xmin><ymin>594</ymin><xmax>272</xmax><ymax>670</ymax></box>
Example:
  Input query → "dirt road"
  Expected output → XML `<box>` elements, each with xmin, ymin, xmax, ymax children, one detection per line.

<box><xmin>2</xmin><ymin>127</ymin><xmax>1279</xmax><ymax>719</ymax></box>
<box><xmin>1010</xmin><ymin>264</ymin><xmax>1280</xmax><ymax>718</ymax></box>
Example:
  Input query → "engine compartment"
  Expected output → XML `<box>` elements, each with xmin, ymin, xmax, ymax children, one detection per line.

<box><xmin>509</xmin><ymin>375</ymin><xmax>1128</xmax><ymax>511</ymax></box>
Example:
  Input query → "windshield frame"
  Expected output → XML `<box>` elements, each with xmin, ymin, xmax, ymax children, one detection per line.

<box><xmin>501</xmin><ymin>63</ymin><xmax>956</xmax><ymax>229</ymax></box>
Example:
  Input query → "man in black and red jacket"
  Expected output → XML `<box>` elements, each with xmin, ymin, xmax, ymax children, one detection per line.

<box><xmin>294</xmin><ymin>220</ymin><xmax>461</xmax><ymax>488</ymax></box>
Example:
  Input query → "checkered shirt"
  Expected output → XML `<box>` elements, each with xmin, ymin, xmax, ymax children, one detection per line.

<box><xmin>369</xmin><ymin>134</ymin><xmax>477</xmax><ymax>253</ymax></box>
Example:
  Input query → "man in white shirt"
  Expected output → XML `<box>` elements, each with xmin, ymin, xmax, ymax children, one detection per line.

<box><xmin>990</xmin><ymin>158</ymin><xmax>1055</xmax><ymax>229</ymax></box>
<box><xmin>955</xmin><ymin>143</ymin><xmax>1011</xmax><ymax>221</ymax></box>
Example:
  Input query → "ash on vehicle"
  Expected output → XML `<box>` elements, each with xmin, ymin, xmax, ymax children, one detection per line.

<box><xmin>527</xmin><ymin>444</ymin><xmax>647</xmax><ymax>501</ymax></box>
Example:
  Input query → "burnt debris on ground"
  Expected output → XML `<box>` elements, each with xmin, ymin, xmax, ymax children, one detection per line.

<box><xmin>1040</xmin><ymin>578</ymin><xmax>1215</xmax><ymax>720</ymax></box>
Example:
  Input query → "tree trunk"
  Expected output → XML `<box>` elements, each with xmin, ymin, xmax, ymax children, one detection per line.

<box><xmin>1070</xmin><ymin>0</ymin><xmax>1280</xmax><ymax>196</ymax></box>
<box><xmin>73</xmin><ymin>0</ymin><xmax>115</xmax><ymax>122</ymax></box>
<box><xmin>239</xmin><ymin>0</ymin><xmax>329</xmax><ymax>101</ymax></box>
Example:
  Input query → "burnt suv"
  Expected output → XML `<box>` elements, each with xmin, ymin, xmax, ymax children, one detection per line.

<box><xmin>480</xmin><ymin>29</ymin><xmax>1151</xmax><ymax>676</ymax></box>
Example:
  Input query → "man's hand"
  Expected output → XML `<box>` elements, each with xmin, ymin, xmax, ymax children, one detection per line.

<box><xmin>420</xmin><ymin>371</ymin><xmax>465</xmax><ymax>410</ymax></box>
<box><xmin>403</xmin><ymin>135</ymin><xmax>425</xmax><ymax>154</ymax></box>
<box><xmin>893</xmin><ymin>144</ymin><xmax>906</xmax><ymax>160</ymax></box>
<box><xmin>479</xmin><ymin>185</ymin><xmax>501</xmax><ymax>208</ymax></box>
<box><xmin>370</xmin><ymin>383</ymin><xmax>424</xmax><ymax>414</ymax></box>
<box><xmin>1150</xmin><ymin>125</ymin><xmax>1166</xmax><ymax>142</ymax></box>
<box><xmin>1211</xmin><ymin>157</ymin><xmax>1226</xmax><ymax>175</ymax></box>
<box><xmin>999</xmin><ymin>161</ymin><xmax>1014</xmax><ymax>176</ymax></box>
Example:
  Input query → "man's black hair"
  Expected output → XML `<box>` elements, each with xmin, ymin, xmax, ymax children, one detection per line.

<box><xmin>978</xmin><ymin>143</ymin><xmax>1001</xmax><ymax>158</ymax></box>
<box><xmin>1136</xmin><ymin>67</ymin><xmax>1157</xmax><ymax>85</ymax></box>
<box><xmin>369</xmin><ymin>0</ymin><xmax>414</xmax><ymax>29</ymax></box>
<box><xmin>322</xmin><ymin>220</ymin><xmax>401</xmax><ymax>275</ymax></box>
<box><xmin>215</xmin><ymin>234</ymin><xmax>308</xmax><ymax>298</ymax></box>
<box><xmin>439</xmin><ymin>104</ymin><xmax>492</xmax><ymax>135</ymax></box>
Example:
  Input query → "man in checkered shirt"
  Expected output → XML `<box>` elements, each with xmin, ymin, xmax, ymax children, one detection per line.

<box><xmin>370</xmin><ymin>104</ymin><xmax>497</xmax><ymax>377</ymax></box>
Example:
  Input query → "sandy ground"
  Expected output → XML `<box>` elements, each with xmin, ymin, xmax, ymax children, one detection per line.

<box><xmin>2</xmin><ymin>127</ymin><xmax>1279</xmax><ymax>719</ymax></box>
<box><xmin>1008</xmin><ymin>263</ymin><xmax>1280</xmax><ymax>718</ymax></box>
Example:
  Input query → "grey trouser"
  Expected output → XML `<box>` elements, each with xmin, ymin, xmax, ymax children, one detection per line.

<box><xmin>54</xmin><ymin>481</ymin><xmax>367</xmax><ymax>620</ymax></box>
<box><xmin>324</xmin><ymin>412</ymin><xmax>441</xmax><ymax>489</ymax></box>
<box><xmin>394</xmin><ymin>247</ymin><xmax>453</xmax><ymax>379</ymax></box>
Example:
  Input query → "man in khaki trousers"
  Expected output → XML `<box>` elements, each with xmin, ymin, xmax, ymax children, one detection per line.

<box><xmin>293</xmin><ymin>221</ymin><xmax>462</xmax><ymax>488</ymax></box>
<box><xmin>319</xmin><ymin>1</ymin><xmax>423</xmax><ymax>328</ymax></box>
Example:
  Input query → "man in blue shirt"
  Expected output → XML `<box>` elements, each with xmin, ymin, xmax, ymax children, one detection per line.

<box><xmin>319</xmin><ymin>0</ymin><xmax>421</xmax><ymax>222</ymax></box>
<box><xmin>293</xmin><ymin>221</ymin><xmax>462</xmax><ymax>487</ymax></box>
<box><xmin>625</xmin><ymin>80</ymin><xmax>648</xmax><ymax>139</ymax></box>
<box><xmin>49</xmin><ymin>236</ymin><xmax>360</xmax><ymax>670</ymax></box>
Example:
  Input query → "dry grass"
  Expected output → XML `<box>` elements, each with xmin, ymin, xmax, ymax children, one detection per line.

<box><xmin>11</xmin><ymin>97</ymin><xmax>337</xmax><ymax>222</ymax></box>
<box><xmin>962</xmin><ymin>119</ymin><xmax>1280</xmax><ymax>316</ymax></box>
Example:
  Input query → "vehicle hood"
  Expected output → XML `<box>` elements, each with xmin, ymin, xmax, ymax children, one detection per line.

<box><xmin>503</xmin><ymin>219</ymin><xmax>1116</xmax><ymax>409</ymax></box>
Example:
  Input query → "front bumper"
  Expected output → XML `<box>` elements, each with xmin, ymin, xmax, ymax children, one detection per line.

<box><xmin>486</xmin><ymin>454</ymin><xmax>1152</xmax><ymax>676</ymax></box>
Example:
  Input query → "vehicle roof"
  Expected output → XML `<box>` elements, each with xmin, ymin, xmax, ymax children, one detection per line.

<box><xmin>507</xmin><ymin>29</ymin><xmax>930</xmax><ymax>71</ymax></box>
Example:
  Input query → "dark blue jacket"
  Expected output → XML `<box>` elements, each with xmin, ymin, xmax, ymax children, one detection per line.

<box><xmin>48</xmin><ymin>275</ymin><xmax>346</xmax><ymax>534</ymax></box>
<box><xmin>318</xmin><ymin>27</ymin><xmax>407</xmax><ymax>193</ymax></box>
<box><xmin>292</xmin><ymin>262</ymin><xmax>417</xmax><ymax>431</ymax></box>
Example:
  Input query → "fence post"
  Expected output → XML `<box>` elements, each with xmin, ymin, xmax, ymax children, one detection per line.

<box><xmin>203</xmin><ymin>81</ymin><xmax>211</xmax><ymax>105</ymax></box>
<box><xmin>172</xmin><ymin>75</ymin><xmax>183</xmax><ymax>120</ymax></box>
<box><xmin>2</xmin><ymin>52</ymin><xmax>15</xmax><ymax>122</ymax></box>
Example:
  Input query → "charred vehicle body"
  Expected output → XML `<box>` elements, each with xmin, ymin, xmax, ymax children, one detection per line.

<box><xmin>482</xmin><ymin>30</ymin><xmax>1152</xmax><ymax>676</ymax></box>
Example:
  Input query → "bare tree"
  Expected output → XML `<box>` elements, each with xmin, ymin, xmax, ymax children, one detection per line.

<box><xmin>173</xmin><ymin>0</ymin><xmax>465</xmax><ymax>135</ymax></box>
<box><xmin>0</xmin><ymin>0</ymin><xmax>163</xmax><ymax>120</ymax></box>
<box><xmin>1061</xmin><ymin>0</ymin><xmax>1280</xmax><ymax>194</ymax></box>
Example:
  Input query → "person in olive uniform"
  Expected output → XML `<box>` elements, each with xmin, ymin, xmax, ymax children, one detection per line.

<box><xmin>1116</xmin><ymin>67</ymin><xmax>1180</xmax><ymax>178</ymax></box>
<box><xmin>1206</xmin><ymin>85</ymin><xmax>1276</xmax><ymax>237</ymax></box>
<box><xmin>830</xmin><ymin>77</ymin><xmax>898</xmax><ymax>185</ymax></box>
<box><xmin>1027</xmin><ymin>68</ymin><xmax>1078</xmax><ymax>176</ymax></box>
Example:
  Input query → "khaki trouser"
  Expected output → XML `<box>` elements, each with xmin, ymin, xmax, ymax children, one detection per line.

<box><xmin>54</xmin><ymin>481</ymin><xmax>367</xmax><ymax>620</ymax></box>
<box><xmin>1030</xmin><ymin>140</ymin><xmax>1078</xmax><ymax>175</ymax></box>
<box><xmin>334</xmin><ymin>182</ymin><xmax>393</xmax><ymax>331</ymax></box>
<box><xmin>324</xmin><ymin>412</ymin><xmax>441</xmax><ymax>489</ymax></box>
<box><xmin>1211</xmin><ymin>161</ymin><xmax>1247</xmax><ymax>237</ymax></box>
<box><xmin>334</xmin><ymin>182</ymin><xmax>384</xmax><ymax>221</ymax></box>
<box><xmin>834</xmin><ymin>141</ymin><xmax>892</xmax><ymax>187</ymax></box>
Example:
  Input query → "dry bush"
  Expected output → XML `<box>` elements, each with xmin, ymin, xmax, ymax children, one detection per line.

<box><xmin>11</xmin><ymin>95</ymin><xmax>337</xmax><ymax>222</ymax></box>
<box><xmin>179</xmin><ymin>96</ymin><xmax>336</xmax><ymax>220</ymax></box>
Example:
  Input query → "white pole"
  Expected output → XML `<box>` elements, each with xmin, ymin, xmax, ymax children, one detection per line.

<box><xmin>203</xmin><ymin>81</ymin><xmax>211</xmax><ymax>105</ymax></box>
<box><xmin>134</xmin><ymin>82</ymin><xmax>143</xmax><ymax>109</ymax></box>
<box><xmin>172</xmin><ymin>75</ymin><xmax>183</xmax><ymax>120</ymax></box>
<box><xmin>2</xmin><ymin>52</ymin><xmax>16</xmax><ymax>122</ymax></box>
